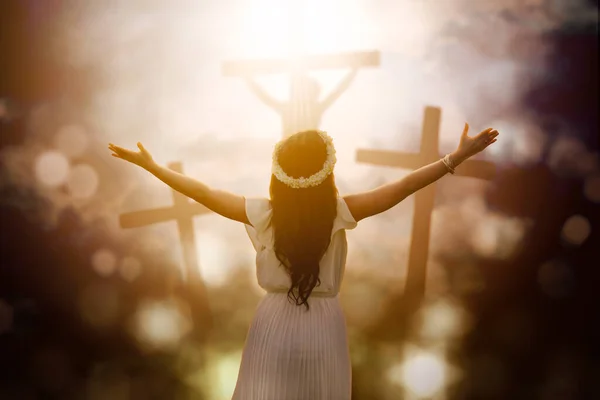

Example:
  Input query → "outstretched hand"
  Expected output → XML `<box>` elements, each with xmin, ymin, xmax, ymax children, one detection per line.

<box><xmin>456</xmin><ymin>123</ymin><xmax>499</xmax><ymax>159</ymax></box>
<box><xmin>108</xmin><ymin>142</ymin><xmax>156</xmax><ymax>170</ymax></box>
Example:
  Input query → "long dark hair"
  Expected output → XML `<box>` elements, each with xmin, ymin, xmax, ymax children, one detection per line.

<box><xmin>269</xmin><ymin>130</ymin><xmax>338</xmax><ymax>311</ymax></box>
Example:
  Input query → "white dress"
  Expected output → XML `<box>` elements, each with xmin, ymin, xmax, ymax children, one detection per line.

<box><xmin>232</xmin><ymin>197</ymin><xmax>358</xmax><ymax>400</ymax></box>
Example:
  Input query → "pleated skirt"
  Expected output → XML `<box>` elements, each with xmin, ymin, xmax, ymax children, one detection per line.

<box><xmin>232</xmin><ymin>292</ymin><xmax>352</xmax><ymax>400</ymax></box>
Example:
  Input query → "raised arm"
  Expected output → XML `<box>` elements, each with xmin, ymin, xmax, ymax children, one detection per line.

<box><xmin>147</xmin><ymin>163</ymin><xmax>249</xmax><ymax>224</ymax></box>
<box><xmin>244</xmin><ymin>77</ymin><xmax>285</xmax><ymax>114</ymax></box>
<box><xmin>344</xmin><ymin>124</ymin><xmax>499</xmax><ymax>222</ymax></box>
<box><xmin>319</xmin><ymin>68</ymin><xmax>358</xmax><ymax>111</ymax></box>
<box><xmin>108</xmin><ymin>142</ymin><xmax>249</xmax><ymax>224</ymax></box>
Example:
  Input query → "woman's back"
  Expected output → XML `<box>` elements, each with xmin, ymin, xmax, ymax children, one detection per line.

<box><xmin>244</xmin><ymin>196</ymin><xmax>358</xmax><ymax>298</ymax></box>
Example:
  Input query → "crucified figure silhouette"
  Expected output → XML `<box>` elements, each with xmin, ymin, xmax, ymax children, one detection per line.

<box><xmin>244</xmin><ymin>69</ymin><xmax>358</xmax><ymax>137</ymax></box>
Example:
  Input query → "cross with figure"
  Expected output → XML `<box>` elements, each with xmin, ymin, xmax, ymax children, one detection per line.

<box><xmin>357</xmin><ymin>106</ymin><xmax>497</xmax><ymax>308</ymax></box>
<box><xmin>222</xmin><ymin>3</ymin><xmax>380</xmax><ymax>137</ymax></box>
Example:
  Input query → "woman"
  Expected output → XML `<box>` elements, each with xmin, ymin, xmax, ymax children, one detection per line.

<box><xmin>108</xmin><ymin>123</ymin><xmax>499</xmax><ymax>399</ymax></box>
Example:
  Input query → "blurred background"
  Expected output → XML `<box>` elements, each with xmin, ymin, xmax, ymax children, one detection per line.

<box><xmin>0</xmin><ymin>0</ymin><xmax>598</xmax><ymax>399</ymax></box>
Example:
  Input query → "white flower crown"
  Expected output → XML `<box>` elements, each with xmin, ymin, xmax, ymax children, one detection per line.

<box><xmin>272</xmin><ymin>130</ymin><xmax>337</xmax><ymax>189</ymax></box>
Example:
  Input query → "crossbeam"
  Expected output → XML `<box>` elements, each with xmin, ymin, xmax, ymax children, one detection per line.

<box><xmin>223</xmin><ymin>51</ymin><xmax>380</xmax><ymax>76</ymax></box>
<box><xmin>120</xmin><ymin>203</ymin><xmax>210</xmax><ymax>228</ymax></box>
<box><xmin>356</xmin><ymin>149</ymin><xmax>497</xmax><ymax>180</ymax></box>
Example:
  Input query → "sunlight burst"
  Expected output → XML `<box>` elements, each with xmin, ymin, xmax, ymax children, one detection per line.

<box><xmin>402</xmin><ymin>352</ymin><xmax>446</xmax><ymax>397</ymax></box>
<box><xmin>129</xmin><ymin>298</ymin><xmax>192</xmax><ymax>352</ymax></box>
<box><xmin>35</xmin><ymin>151</ymin><xmax>70</xmax><ymax>188</ymax></box>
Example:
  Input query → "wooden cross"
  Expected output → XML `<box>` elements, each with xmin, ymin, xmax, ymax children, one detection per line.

<box><xmin>119</xmin><ymin>161</ymin><xmax>213</xmax><ymax>333</ymax></box>
<box><xmin>222</xmin><ymin>3</ymin><xmax>380</xmax><ymax>137</ymax></box>
<box><xmin>356</xmin><ymin>106</ymin><xmax>497</xmax><ymax>306</ymax></box>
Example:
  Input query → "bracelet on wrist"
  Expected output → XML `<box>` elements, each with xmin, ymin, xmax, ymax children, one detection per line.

<box><xmin>448</xmin><ymin>154</ymin><xmax>456</xmax><ymax>169</ymax></box>
<box><xmin>442</xmin><ymin>154</ymin><xmax>456</xmax><ymax>174</ymax></box>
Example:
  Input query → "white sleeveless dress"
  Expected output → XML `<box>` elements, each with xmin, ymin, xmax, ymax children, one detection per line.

<box><xmin>232</xmin><ymin>197</ymin><xmax>357</xmax><ymax>400</ymax></box>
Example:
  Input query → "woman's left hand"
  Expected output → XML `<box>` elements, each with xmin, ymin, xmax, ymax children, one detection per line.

<box><xmin>456</xmin><ymin>123</ymin><xmax>499</xmax><ymax>159</ymax></box>
<box><xmin>108</xmin><ymin>142</ymin><xmax>156</xmax><ymax>170</ymax></box>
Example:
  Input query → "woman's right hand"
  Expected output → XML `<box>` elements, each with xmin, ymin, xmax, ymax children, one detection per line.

<box><xmin>108</xmin><ymin>142</ymin><xmax>156</xmax><ymax>171</ymax></box>
<box><xmin>456</xmin><ymin>123</ymin><xmax>499</xmax><ymax>159</ymax></box>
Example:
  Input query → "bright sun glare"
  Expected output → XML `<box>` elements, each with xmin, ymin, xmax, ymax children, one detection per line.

<box><xmin>234</xmin><ymin>0</ymin><xmax>374</xmax><ymax>100</ymax></box>
<box><xmin>237</xmin><ymin>0</ymin><xmax>370</xmax><ymax>57</ymax></box>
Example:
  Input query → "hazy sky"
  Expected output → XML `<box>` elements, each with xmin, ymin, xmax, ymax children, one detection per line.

<box><xmin>22</xmin><ymin>0</ymin><xmax>586</xmax><ymax>285</ymax></box>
